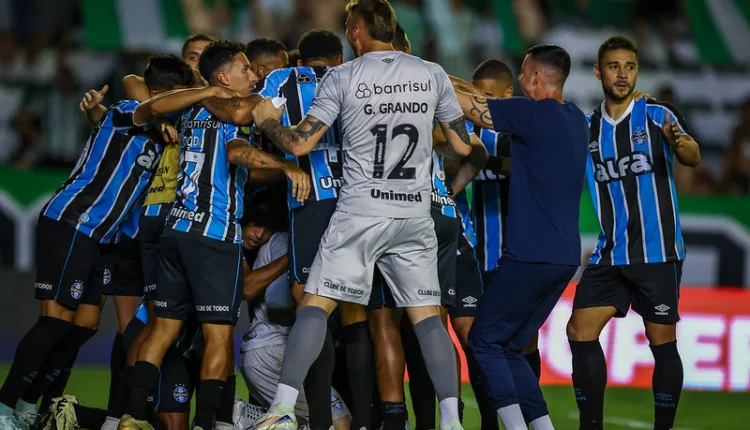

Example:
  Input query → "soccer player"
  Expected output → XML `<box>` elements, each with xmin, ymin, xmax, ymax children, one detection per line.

<box><xmin>455</xmin><ymin>44</ymin><xmax>589</xmax><ymax>429</ymax></box>
<box><xmin>0</xmin><ymin>55</ymin><xmax>194</xmax><ymax>430</ymax></box>
<box><xmin>254</xmin><ymin>29</ymin><xmax>372</xmax><ymax>430</ymax></box>
<box><xmin>366</xmin><ymin>24</ymin><xmax>488</xmax><ymax>430</ymax></box>
<box><xmin>237</xmin><ymin>191</ymin><xmax>353</xmax><ymax>430</ymax></box>
<box><xmin>249</xmin><ymin>1</ymin><xmax>473</xmax><ymax>429</ymax></box>
<box><xmin>245</xmin><ymin>38</ymin><xmax>289</xmax><ymax>81</ymax></box>
<box><xmin>118</xmin><ymin>40</ymin><xmax>310</xmax><ymax>430</ymax></box>
<box><xmin>183</xmin><ymin>34</ymin><xmax>216</xmax><ymax>70</ymax></box>
<box><xmin>567</xmin><ymin>36</ymin><xmax>700</xmax><ymax>430</ymax></box>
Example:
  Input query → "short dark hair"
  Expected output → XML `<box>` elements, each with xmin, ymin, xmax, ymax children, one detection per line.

<box><xmin>526</xmin><ymin>44</ymin><xmax>571</xmax><ymax>83</ymax></box>
<box><xmin>240</xmin><ymin>189</ymin><xmax>289</xmax><ymax>233</ymax></box>
<box><xmin>198</xmin><ymin>40</ymin><xmax>246</xmax><ymax>82</ymax></box>
<box><xmin>143</xmin><ymin>54</ymin><xmax>194</xmax><ymax>92</ymax></box>
<box><xmin>245</xmin><ymin>38</ymin><xmax>287</xmax><ymax>63</ymax></box>
<box><xmin>181</xmin><ymin>33</ymin><xmax>216</xmax><ymax>58</ymax></box>
<box><xmin>393</xmin><ymin>22</ymin><xmax>409</xmax><ymax>53</ymax></box>
<box><xmin>346</xmin><ymin>0</ymin><xmax>397</xmax><ymax>44</ymax></box>
<box><xmin>298</xmin><ymin>29</ymin><xmax>343</xmax><ymax>64</ymax></box>
<box><xmin>286</xmin><ymin>49</ymin><xmax>301</xmax><ymax>67</ymax></box>
<box><xmin>472</xmin><ymin>59</ymin><xmax>512</xmax><ymax>83</ymax></box>
<box><xmin>597</xmin><ymin>36</ymin><xmax>638</xmax><ymax>65</ymax></box>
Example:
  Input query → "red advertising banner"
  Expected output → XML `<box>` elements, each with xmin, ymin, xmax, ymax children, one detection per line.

<box><xmin>441</xmin><ymin>286</ymin><xmax>750</xmax><ymax>392</ymax></box>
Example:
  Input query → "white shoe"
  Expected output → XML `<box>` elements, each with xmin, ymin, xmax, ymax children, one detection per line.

<box><xmin>232</xmin><ymin>396</ymin><xmax>266</xmax><ymax>430</ymax></box>
<box><xmin>13</xmin><ymin>410</ymin><xmax>38</xmax><ymax>430</ymax></box>
<box><xmin>248</xmin><ymin>403</ymin><xmax>296</xmax><ymax>430</ymax></box>
<box><xmin>0</xmin><ymin>414</ymin><xmax>25</xmax><ymax>430</ymax></box>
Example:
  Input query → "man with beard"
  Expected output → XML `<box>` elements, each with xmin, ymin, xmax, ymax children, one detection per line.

<box><xmin>566</xmin><ymin>36</ymin><xmax>700</xmax><ymax>430</ymax></box>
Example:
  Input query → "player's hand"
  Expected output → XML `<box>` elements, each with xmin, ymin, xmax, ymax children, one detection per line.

<box><xmin>662</xmin><ymin>113</ymin><xmax>682</xmax><ymax>147</ymax></box>
<box><xmin>633</xmin><ymin>90</ymin><xmax>652</xmax><ymax>101</ymax></box>
<box><xmin>210</xmin><ymin>85</ymin><xmax>242</xmax><ymax>99</ymax></box>
<box><xmin>79</xmin><ymin>85</ymin><xmax>109</xmax><ymax>111</ymax></box>
<box><xmin>252</xmin><ymin>97</ymin><xmax>285</xmax><ymax>126</ymax></box>
<box><xmin>156</xmin><ymin>118</ymin><xmax>179</xmax><ymax>144</ymax></box>
<box><xmin>282</xmin><ymin>161</ymin><xmax>311</xmax><ymax>202</ymax></box>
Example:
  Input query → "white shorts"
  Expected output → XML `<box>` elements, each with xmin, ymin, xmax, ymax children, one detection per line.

<box><xmin>239</xmin><ymin>343</ymin><xmax>350</xmax><ymax>422</ymax></box>
<box><xmin>305</xmin><ymin>210</ymin><xmax>441</xmax><ymax>307</ymax></box>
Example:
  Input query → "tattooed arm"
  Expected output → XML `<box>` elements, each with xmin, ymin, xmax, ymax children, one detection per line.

<box><xmin>450</xmin><ymin>133</ymin><xmax>489</xmax><ymax>194</ymax></box>
<box><xmin>226</xmin><ymin>139</ymin><xmax>311</xmax><ymax>201</ymax></box>
<box><xmin>257</xmin><ymin>114</ymin><xmax>329</xmax><ymax>157</ymax></box>
<box><xmin>203</xmin><ymin>94</ymin><xmax>264</xmax><ymax>126</ymax></box>
<box><xmin>133</xmin><ymin>85</ymin><xmax>240</xmax><ymax>125</ymax></box>
<box><xmin>435</xmin><ymin>117</ymin><xmax>473</xmax><ymax>160</ymax></box>
<box><xmin>454</xmin><ymin>90</ymin><xmax>495</xmax><ymax>130</ymax></box>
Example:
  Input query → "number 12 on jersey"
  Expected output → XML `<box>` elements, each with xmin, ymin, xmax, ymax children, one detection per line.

<box><xmin>371</xmin><ymin>123</ymin><xmax>419</xmax><ymax>180</ymax></box>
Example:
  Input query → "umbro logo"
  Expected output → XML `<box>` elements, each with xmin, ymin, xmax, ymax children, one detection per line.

<box><xmin>589</xmin><ymin>141</ymin><xmax>599</xmax><ymax>151</ymax></box>
<box><xmin>382</xmin><ymin>58</ymin><xmax>394</xmax><ymax>63</ymax></box>
<box><xmin>462</xmin><ymin>296</ymin><xmax>478</xmax><ymax>308</ymax></box>
<box><xmin>654</xmin><ymin>304</ymin><xmax>670</xmax><ymax>315</ymax></box>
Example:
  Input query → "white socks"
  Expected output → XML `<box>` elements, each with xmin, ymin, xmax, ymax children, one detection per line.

<box><xmin>531</xmin><ymin>415</ymin><xmax>554</xmax><ymax>430</ymax></box>
<box><xmin>497</xmin><ymin>404</ymin><xmax>527</xmax><ymax>430</ymax></box>
<box><xmin>270</xmin><ymin>383</ymin><xmax>299</xmax><ymax>409</ymax></box>
<box><xmin>100</xmin><ymin>416</ymin><xmax>120</xmax><ymax>430</ymax></box>
<box><xmin>439</xmin><ymin>397</ymin><xmax>460</xmax><ymax>425</ymax></box>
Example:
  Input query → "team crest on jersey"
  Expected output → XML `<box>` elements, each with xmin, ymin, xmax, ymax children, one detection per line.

<box><xmin>173</xmin><ymin>384</ymin><xmax>188</xmax><ymax>403</ymax></box>
<box><xmin>70</xmin><ymin>281</ymin><xmax>84</xmax><ymax>300</ymax></box>
<box><xmin>103</xmin><ymin>269</ymin><xmax>111</xmax><ymax>285</ymax></box>
<box><xmin>632</xmin><ymin>127</ymin><xmax>648</xmax><ymax>145</ymax></box>
<box><xmin>296</xmin><ymin>73</ymin><xmax>313</xmax><ymax>84</ymax></box>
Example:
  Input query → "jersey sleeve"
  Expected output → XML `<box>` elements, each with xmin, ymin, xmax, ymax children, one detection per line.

<box><xmin>307</xmin><ymin>67</ymin><xmax>343</xmax><ymax>127</ymax></box>
<box><xmin>255</xmin><ymin>69</ymin><xmax>288</xmax><ymax>99</ymax></box>
<box><xmin>486</xmin><ymin>97</ymin><xmax>535</xmax><ymax>139</ymax></box>
<box><xmin>224</xmin><ymin>122</ymin><xmax>251</xmax><ymax>145</ymax></box>
<box><xmin>111</xmin><ymin>100</ymin><xmax>148</xmax><ymax>134</ymax></box>
<box><xmin>646</xmin><ymin>102</ymin><xmax>690</xmax><ymax>135</ymax></box>
<box><xmin>432</xmin><ymin>64</ymin><xmax>463</xmax><ymax>123</ymax></box>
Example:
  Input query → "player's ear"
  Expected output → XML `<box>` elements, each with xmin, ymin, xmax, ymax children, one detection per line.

<box><xmin>504</xmin><ymin>87</ymin><xmax>513</xmax><ymax>98</ymax></box>
<box><xmin>150</xmin><ymin>90</ymin><xmax>159</xmax><ymax>98</ymax></box>
<box><xmin>297</xmin><ymin>59</ymin><xmax>303</xmax><ymax>67</ymax></box>
<box><xmin>217</xmin><ymin>71</ymin><xmax>231</xmax><ymax>86</ymax></box>
<box><xmin>593</xmin><ymin>62</ymin><xmax>601</xmax><ymax>81</ymax></box>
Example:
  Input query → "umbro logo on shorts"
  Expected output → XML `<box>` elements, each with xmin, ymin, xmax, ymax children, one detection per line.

<box><xmin>654</xmin><ymin>304</ymin><xmax>670</xmax><ymax>315</ymax></box>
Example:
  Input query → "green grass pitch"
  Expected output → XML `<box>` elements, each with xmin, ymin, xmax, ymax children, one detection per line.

<box><xmin>3</xmin><ymin>365</ymin><xmax>750</xmax><ymax>429</ymax></box>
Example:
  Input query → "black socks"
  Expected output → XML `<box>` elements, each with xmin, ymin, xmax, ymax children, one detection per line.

<box><xmin>570</xmin><ymin>340</ymin><xmax>607</xmax><ymax>430</ymax></box>
<box><xmin>651</xmin><ymin>341</ymin><xmax>683</xmax><ymax>430</ymax></box>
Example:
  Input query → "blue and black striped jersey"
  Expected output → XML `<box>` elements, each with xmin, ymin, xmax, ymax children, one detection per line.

<box><xmin>256</xmin><ymin>66</ymin><xmax>344</xmax><ymax>210</ymax></box>
<box><xmin>167</xmin><ymin>106</ymin><xmax>251</xmax><ymax>244</ymax></box>
<box><xmin>117</xmin><ymin>192</ymin><xmax>147</xmax><ymax>241</ymax></box>
<box><xmin>430</xmin><ymin>151</ymin><xmax>457</xmax><ymax>218</ymax></box>
<box><xmin>586</xmin><ymin>98</ymin><xmax>687</xmax><ymax>266</ymax></box>
<box><xmin>466</xmin><ymin>120</ymin><xmax>510</xmax><ymax>272</ymax></box>
<box><xmin>42</xmin><ymin>100</ymin><xmax>161</xmax><ymax>244</ymax></box>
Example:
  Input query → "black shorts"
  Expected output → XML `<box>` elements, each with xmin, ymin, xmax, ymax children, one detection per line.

<box><xmin>98</xmin><ymin>244</ymin><xmax>120</xmax><ymax>296</ymax></box>
<box><xmin>34</xmin><ymin>215</ymin><xmax>102</xmax><ymax>310</ymax></box>
<box><xmin>103</xmin><ymin>237</ymin><xmax>143</xmax><ymax>297</ymax></box>
<box><xmin>433</xmin><ymin>210</ymin><xmax>459</xmax><ymax>308</ymax></box>
<box><xmin>289</xmin><ymin>199</ymin><xmax>337</xmax><ymax>284</ymax></box>
<box><xmin>574</xmin><ymin>262</ymin><xmax>683</xmax><ymax>324</ymax></box>
<box><xmin>450</xmin><ymin>250</ymin><xmax>484</xmax><ymax>319</ymax></box>
<box><xmin>368</xmin><ymin>211</ymin><xmax>459</xmax><ymax>310</ymax></box>
<box><xmin>367</xmin><ymin>267</ymin><xmax>395</xmax><ymax>310</ymax></box>
<box><xmin>140</xmin><ymin>206</ymin><xmax>170</xmax><ymax>302</ymax></box>
<box><xmin>155</xmin><ymin>230</ymin><xmax>244</xmax><ymax>325</ymax></box>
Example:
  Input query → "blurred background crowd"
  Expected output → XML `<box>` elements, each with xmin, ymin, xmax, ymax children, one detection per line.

<box><xmin>1</xmin><ymin>0</ymin><xmax>750</xmax><ymax>194</ymax></box>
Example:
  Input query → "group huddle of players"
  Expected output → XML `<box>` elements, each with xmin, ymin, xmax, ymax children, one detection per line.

<box><xmin>0</xmin><ymin>0</ymin><xmax>702</xmax><ymax>430</ymax></box>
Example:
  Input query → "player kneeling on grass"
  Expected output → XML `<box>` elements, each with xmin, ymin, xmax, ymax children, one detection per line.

<box><xmin>235</xmin><ymin>190</ymin><xmax>353</xmax><ymax>430</ymax></box>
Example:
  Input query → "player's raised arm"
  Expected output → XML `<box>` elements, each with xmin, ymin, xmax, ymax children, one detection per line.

<box><xmin>133</xmin><ymin>85</ymin><xmax>240</xmax><ymax>126</ymax></box>
<box><xmin>662</xmin><ymin>111</ymin><xmax>701</xmax><ymax>167</ymax></box>
<box><xmin>79</xmin><ymin>85</ymin><xmax>109</xmax><ymax>125</ymax></box>
<box><xmin>202</xmin><ymin>93</ymin><xmax>265</xmax><ymax>126</ymax></box>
